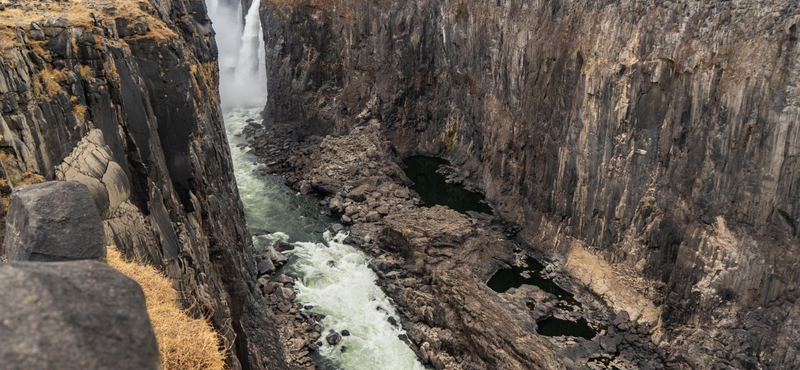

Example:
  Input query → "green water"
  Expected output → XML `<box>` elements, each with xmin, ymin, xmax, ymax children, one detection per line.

<box><xmin>536</xmin><ymin>317</ymin><xmax>596</xmax><ymax>340</ymax></box>
<box><xmin>223</xmin><ymin>109</ymin><xmax>426</xmax><ymax>370</ymax></box>
<box><xmin>486</xmin><ymin>256</ymin><xmax>579</xmax><ymax>306</ymax></box>
<box><xmin>402</xmin><ymin>156</ymin><xmax>493</xmax><ymax>215</ymax></box>
<box><xmin>225</xmin><ymin>108</ymin><xmax>333</xmax><ymax>247</ymax></box>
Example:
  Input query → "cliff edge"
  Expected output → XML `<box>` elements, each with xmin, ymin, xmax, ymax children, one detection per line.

<box><xmin>0</xmin><ymin>1</ymin><xmax>287</xmax><ymax>369</ymax></box>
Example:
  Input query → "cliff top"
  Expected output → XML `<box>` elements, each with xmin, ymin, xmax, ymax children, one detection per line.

<box><xmin>0</xmin><ymin>0</ymin><xmax>176</xmax><ymax>44</ymax></box>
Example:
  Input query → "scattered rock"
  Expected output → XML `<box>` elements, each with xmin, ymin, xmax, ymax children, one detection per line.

<box><xmin>326</xmin><ymin>331</ymin><xmax>342</xmax><ymax>345</ymax></box>
<box><xmin>365</xmin><ymin>211</ymin><xmax>381</xmax><ymax>222</ymax></box>
<box><xmin>329</xmin><ymin>198</ymin><xmax>344</xmax><ymax>214</ymax></box>
<box><xmin>348</xmin><ymin>185</ymin><xmax>369</xmax><ymax>202</ymax></box>
<box><xmin>257</xmin><ymin>259</ymin><xmax>275</xmax><ymax>276</ymax></box>
<box><xmin>267</xmin><ymin>246</ymin><xmax>288</xmax><ymax>266</ymax></box>
<box><xmin>329</xmin><ymin>223</ymin><xmax>345</xmax><ymax>234</ymax></box>
<box><xmin>299</xmin><ymin>181</ymin><xmax>311</xmax><ymax>194</ymax></box>
<box><xmin>273</xmin><ymin>240</ymin><xmax>294</xmax><ymax>252</ymax></box>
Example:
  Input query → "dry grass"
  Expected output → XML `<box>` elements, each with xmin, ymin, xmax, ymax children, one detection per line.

<box><xmin>15</xmin><ymin>170</ymin><xmax>45</xmax><ymax>186</ymax></box>
<box><xmin>0</xmin><ymin>0</ymin><xmax>176</xmax><ymax>41</ymax></box>
<box><xmin>69</xmin><ymin>95</ymin><xmax>88</xmax><ymax>118</ymax></box>
<box><xmin>38</xmin><ymin>68</ymin><xmax>66</xmax><ymax>97</ymax></box>
<box><xmin>107</xmin><ymin>247</ymin><xmax>227</xmax><ymax>370</ymax></box>
<box><xmin>73</xmin><ymin>103</ymin><xmax>88</xmax><ymax>119</ymax></box>
<box><xmin>78</xmin><ymin>64</ymin><xmax>94</xmax><ymax>79</ymax></box>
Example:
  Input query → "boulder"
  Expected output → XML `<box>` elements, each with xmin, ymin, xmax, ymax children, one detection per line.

<box><xmin>299</xmin><ymin>180</ymin><xmax>312</xmax><ymax>194</ymax></box>
<box><xmin>347</xmin><ymin>185</ymin><xmax>370</xmax><ymax>202</ymax></box>
<box><xmin>329</xmin><ymin>197</ymin><xmax>344</xmax><ymax>214</ymax></box>
<box><xmin>3</xmin><ymin>181</ymin><xmax>105</xmax><ymax>262</ymax></box>
<box><xmin>267</xmin><ymin>246</ymin><xmax>288</xmax><ymax>266</ymax></box>
<box><xmin>257</xmin><ymin>258</ymin><xmax>276</xmax><ymax>276</ymax></box>
<box><xmin>365</xmin><ymin>211</ymin><xmax>381</xmax><ymax>222</ymax></box>
<box><xmin>329</xmin><ymin>223</ymin><xmax>345</xmax><ymax>234</ymax></box>
<box><xmin>273</xmin><ymin>240</ymin><xmax>294</xmax><ymax>252</ymax></box>
<box><xmin>0</xmin><ymin>261</ymin><xmax>159</xmax><ymax>370</ymax></box>
<box><xmin>326</xmin><ymin>331</ymin><xmax>342</xmax><ymax>345</ymax></box>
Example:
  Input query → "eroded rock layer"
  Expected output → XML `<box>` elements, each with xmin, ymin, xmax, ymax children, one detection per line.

<box><xmin>258</xmin><ymin>0</ymin><xmax>800</xmax><ymax>367</ymax></box>
<box><xmin>0</xmin><ymin>1</ymin><xmax>286</xmax><ymax>369</ymax></box>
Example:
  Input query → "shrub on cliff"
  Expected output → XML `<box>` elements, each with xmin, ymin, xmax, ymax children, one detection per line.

<box><xmin>107</xmin><ymin>247</ymin><xmax>226</xmax><ymax>370</ymax></box>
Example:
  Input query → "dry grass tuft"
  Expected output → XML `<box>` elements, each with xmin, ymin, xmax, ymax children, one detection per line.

<box><xmin>78</xmin><ymin>64</ymin><xmax>94</xmax><ymax>79</ymax></box>
<box><xmin>15</xmin><ymin>170</ymin><xmax>45</xmax><ymax>186</ymax></box>
<box><xmin>38</xmin><ymin>68</ymin><xmax>66</xmax><ymax>97</ymax></box>
<box><xmin>73</xmin><ymin>103</ymin><xmax>88</xmax><ymax>119</ymax></box>
<box><xmin>107</xmin><ymin>247</ymin><xmax>227</xmax><ymax>370</ymax></box>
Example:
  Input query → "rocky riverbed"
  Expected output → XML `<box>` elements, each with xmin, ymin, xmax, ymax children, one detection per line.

<box><xmin>243</xmin><ymin>119</ymin><xmax>668</xmax><ymax>370</ymax></box>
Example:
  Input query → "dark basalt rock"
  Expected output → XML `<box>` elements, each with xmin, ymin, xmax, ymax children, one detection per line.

<box><xmin>3</xmin><ymin>181</ymin><xmax>105</xmax><ymax>262</ymax></box>
<box><xmin>257</xmin><ymin>258</ymin><xmax>276</xmax><ymax>276</ymax></box>
<box><xmin>258</xmin><ymin>0</ymin><xmax>800</xmax><ymax>367</ymax></box>
<box><xmin>274</xmin><ymin>240</ymin><xmax>295</xmax><ymax>252</ymax></box>
<box><xmin>0</xmin><ymin>261</ymin><xmax>159</xmax><ymax>370</ymax></box>
<box><xmin>325</xmin><ymin>331</ymin><xmax>342</xmax><ymax>345</ymax></box>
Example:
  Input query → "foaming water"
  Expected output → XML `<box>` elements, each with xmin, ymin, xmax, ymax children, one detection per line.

<box><xmin>288</xmin><ymin>232</ymin><xmax>428</xmax><ymax>370</ymax></box>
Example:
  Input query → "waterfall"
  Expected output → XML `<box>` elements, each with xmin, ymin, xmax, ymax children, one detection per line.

<box><xmin>208</xmin><ymin>0</ymin><xmax>266</xmax><ymax>109</ymax></box>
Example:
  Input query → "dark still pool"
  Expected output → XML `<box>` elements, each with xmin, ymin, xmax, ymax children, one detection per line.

<box><xmin>402</xmin><ymin>156</ymin><xmax>492</xmax><ymax>215</ymax></box>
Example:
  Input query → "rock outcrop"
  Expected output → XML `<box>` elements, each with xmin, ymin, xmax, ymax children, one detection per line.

<box><xmin>0</xmin><ymin>260</ymin><xmax>160</xmax><ymax>370</ymax></box>
<box><xmin>258</xmin><ymin>0</ymin><xmax>800</xmax><ymax>368</ymax></box>
<box><xmin>0</xmin><ymin>1</ymin><xmax>287</xmax><ymax>369</ymax></box>
<box><xmin>359</xmin><ymin>206</ymin><xmax>566</xmax><ymax>370</ymax></box>
<box><xmin>3</xmin><ymin>181</ymin><xmax>105</xmax><ymax>262</ymax></box>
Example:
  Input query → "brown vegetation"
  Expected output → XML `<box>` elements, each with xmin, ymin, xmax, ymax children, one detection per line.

<box><xmin>107</xmin><ymin>247</ymin><xmax>227</xmax><ymax>370</ymax></box>
<box><xmin>0</xmin><ymin>0</ymin><xmax>176</xmax><ymax>43</ymax></box>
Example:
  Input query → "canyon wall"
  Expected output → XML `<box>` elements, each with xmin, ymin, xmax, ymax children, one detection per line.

<box><xmin>0</xmin><ymin>1</ymin><xmax>286</xmax><ymax>369</ymax></box>
<box><xmin>259</xmin><ymin>0</ymin><xmax>800</xmax><ymax>367</ymax></box>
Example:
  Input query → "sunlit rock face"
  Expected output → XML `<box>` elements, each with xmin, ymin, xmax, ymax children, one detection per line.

<box><xmin>258</xmin><ymin>0</ymin><xmax>800</xmax><ymax>367</ymax></box>
<box><xmin>0</xmin><ymin>1</ymin><xmax>287</xmax><ymax>369</ymax></box>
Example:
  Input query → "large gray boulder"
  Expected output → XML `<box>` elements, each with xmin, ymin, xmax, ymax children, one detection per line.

<box><xmin>0</xmin><ymin>261</ymin><xmax>160</xmax><ymax>370</ymax></box>
<box><xmin>3</xmin><ymin>181</ymin><xmax>105</xmax><ymax>261</ymax></box>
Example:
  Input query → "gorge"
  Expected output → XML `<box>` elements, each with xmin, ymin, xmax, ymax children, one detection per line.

<box><xmin>0</xmin><ymin>0</ymin><xmax>796</xmax><ymax>370</ymax></box>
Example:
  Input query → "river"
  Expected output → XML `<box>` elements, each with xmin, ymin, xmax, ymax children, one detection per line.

<box><xmin>206</xmin><ymin>2</ymin><xmax>426</xmax><ymax>369</ymax></box>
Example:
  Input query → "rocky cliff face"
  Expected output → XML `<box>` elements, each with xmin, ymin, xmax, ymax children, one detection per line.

<box><xmin>259</xmin><ymin>0</ymin><xmax>800</xmax><ymax>367</ymax></box>
<box><xmin>0</xmin><ymin>1</ymin><xmax>286</xmax><ymax>369</ymax></box>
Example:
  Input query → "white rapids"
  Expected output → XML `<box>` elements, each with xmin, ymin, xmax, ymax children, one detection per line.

<box><xmin>288</xmin><ymin>232</ymin><xmax>427</xmax><ymax>370</ymax></box>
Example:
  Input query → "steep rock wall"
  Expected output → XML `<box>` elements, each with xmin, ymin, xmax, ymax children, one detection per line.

<box><xmin>259</xmin><ymin>0</ymin><xmax>800</xmax><ymax>367</ymax></box>
<box><xmin>0</xmin><ymin>1</ymin><xmax>286</xmax><ymax>369</ymax></box>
